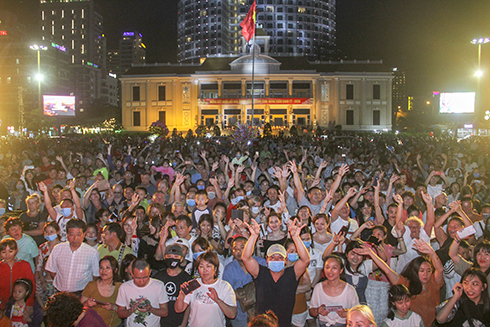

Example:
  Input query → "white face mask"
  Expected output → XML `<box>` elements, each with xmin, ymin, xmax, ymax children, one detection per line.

<box><xmin>251</xmin><ymin>207</ymin><xmax>260</xmax><ymax>214</ymax></box>
<box><xmin>208</xmin><ymin>192</ymin><xmax>216</xmax><ymax>199</ymax></box>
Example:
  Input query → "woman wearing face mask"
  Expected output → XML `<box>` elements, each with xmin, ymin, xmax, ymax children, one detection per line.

<box><xmin>191</xmin><ymin>237</ymin><xmax>224</xmax><ymax>279</ymax></box>
<box><xmin>436</xmin><ymin>268</ymin><xmax>490</xmax><ymax>326</ymax></box>
<box><xmin>248</xmin><ymin>196</ymin><xmax>265</xmax><ymax>224</ymax></box>
<box><xmin>285</xmin><ymin>238</ymin><xmax>311</xmax><ymax>327</ymax></box>
<box><xmin>8</xmin><ymin>180</ymin><xmax>29</xmax><ymax>211</ymax></box>
<box><xmin>35</xmin><ymin>221</ymin><xmax>60</xmax><ymax>310</ymax></box>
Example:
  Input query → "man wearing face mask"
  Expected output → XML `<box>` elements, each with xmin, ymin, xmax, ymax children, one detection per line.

<box><xmin>154</xmin><ymin>244</ymin><xmax>192</xmax><ymax>327</ymax></box>
<box><xmin>223</xmin><ymin>236</ymin><xmax>266</xmax><ymax>327</ymax></box>
<box><xmin>242</xmin><ymin>219</ymin><xmax>310</xmax><ymax>327</ymax></box>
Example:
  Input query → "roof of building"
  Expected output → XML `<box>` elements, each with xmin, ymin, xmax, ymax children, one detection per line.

<box><xmin>122</xmin><ymin>55</ymin><xmax>392</xmax><ymax>78</ymax></box>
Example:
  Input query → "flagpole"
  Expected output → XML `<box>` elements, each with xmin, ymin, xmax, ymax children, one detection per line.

<box><xmin>251</xmin><ymin>32</ymin><xmax>256</xmax><ymax>129</ymax></box>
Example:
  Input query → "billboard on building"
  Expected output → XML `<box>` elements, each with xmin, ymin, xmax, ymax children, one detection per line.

<box><xmin>43</xmin><ymin>95</ymin><xmax>76</xmax><ymax>117</ymax></box>
<box><xmin>439</xmin><ymin>92</ymin><xmax>475</xmax><ymax>114</ymax></box>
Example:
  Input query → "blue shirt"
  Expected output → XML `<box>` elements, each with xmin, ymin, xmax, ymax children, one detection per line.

<box><xmin>222</xmin><ymin>257</ymin><xmax>267</xmax><ymax>326</ymax></box>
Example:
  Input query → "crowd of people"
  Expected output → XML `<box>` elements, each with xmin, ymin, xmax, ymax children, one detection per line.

<box><xmin>0</xmin><ymin>131</ymin><xmax>489</xmax><ymax>327</ymax></box>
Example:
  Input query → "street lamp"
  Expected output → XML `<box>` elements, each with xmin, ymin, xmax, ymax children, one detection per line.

<box><xmin>471</xmin><ymin>38</ymin><xmax>490</xmax><ymax>130</ymax></box>
<box><xmin>29</xmin><ymin>44</ymin><xmax>48</xmax><ymax>117</ymax></box>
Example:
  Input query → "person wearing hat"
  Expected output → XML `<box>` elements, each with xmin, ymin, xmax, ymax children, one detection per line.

<box><xmin>154</xmin><ymin>244</ymin><xmax>192</xmax><ymax>327</ymax></box>
<box><xmin>242</xmin><ymin>218</ymin><xmax>310</xmax><ymax>327</ymax></box>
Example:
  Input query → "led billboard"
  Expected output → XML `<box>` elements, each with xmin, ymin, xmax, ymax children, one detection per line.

<box><xmin>43</xmin><ymin>95</ymin><xmax>76</xmax><ymax>117</ymax></box>
<box><xmin>439</xmin><ymin>92</ymin><xmax>475</xmax><ymax>114</ymax></box>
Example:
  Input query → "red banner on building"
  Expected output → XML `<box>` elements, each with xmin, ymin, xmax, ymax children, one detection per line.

<box><xmin>200</xmin><ymin>98</ymin><xmax>312</xmax><ymax>105</ymax></box>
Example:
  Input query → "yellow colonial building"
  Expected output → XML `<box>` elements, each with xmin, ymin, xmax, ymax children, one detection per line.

<box><xmin>121</xmin><ymin>51</ymin><xmax>393</xmax><ymax>132</ymax></box>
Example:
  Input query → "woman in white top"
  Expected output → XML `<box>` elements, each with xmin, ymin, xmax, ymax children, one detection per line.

<box><xmin>175</xmin><ymin>251</ymin><xmax>237</xmax><ymax>327</ymax></box>
<box><xmin>309</xmin><ymin>255</ymin><xmax>359</xmax><ymax>327</ymax></box>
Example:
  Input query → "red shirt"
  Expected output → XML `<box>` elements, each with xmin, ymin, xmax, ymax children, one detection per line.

<box><xmin>0</xmin><ymin>260</ymin><xmax>35</xmax><ymax>307</ymax></box>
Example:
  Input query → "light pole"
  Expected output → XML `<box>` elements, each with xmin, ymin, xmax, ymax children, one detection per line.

<box><xmin>471</xmin><ymin>38</ymin><xmax>489</xmax><ymax>131</ymax></box>
<box><xmin>29</xmin><ymin>44</ymin><xmax>48</xmax><ymax>117</ymax></box>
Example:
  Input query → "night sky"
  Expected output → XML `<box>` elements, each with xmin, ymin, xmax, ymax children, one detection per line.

<box><xmin>3</xmin><ymin>0</ymin><xmax>490</xmax><ymax>96</ymax></box>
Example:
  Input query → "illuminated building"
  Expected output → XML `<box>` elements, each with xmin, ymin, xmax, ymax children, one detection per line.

<box><xmin>119</xmin><ymin>31</ymin><xmax>146</xmax><ymax>75</ymax></box>
<box><xmin>0</xmin><ymin>11</ymin><xmax>71</xmax><ymax>131</ymax></box>
<box><xmin>39</xmin><ymin>0</ymin><xmax>104</xmax><ymax>67</ymax></box>
<box><xmin>121</xmin><ymin>44</ymin><xmax>392</xmax><ymax>132</ymax></box>
<box><xmin>177</xmin><ymin>0</ymin><xmax>336</xmax><ymax>62</ymax></box>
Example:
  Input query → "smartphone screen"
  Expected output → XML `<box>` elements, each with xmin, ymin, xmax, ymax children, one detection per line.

<box><xmin>231</xmin><ymin>209</ymin><xmax>244</xmax><ymax>221</ymax></box>
<box><xmin>183</xmin><ymin>279</ymin><xmax>201</xmax><ymax>295</ymax></box>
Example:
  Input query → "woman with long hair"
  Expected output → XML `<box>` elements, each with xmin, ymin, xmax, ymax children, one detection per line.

<box><xmin>357</xmin><ymin>239</ymin><xmax>443</xmax><ymax>327</ymax></box>
<box><xmin>81</xmin><ymin>256</ymin><xmax>122</xmax><ymax>327</ymax></box>
<box><xmin>311</xmin><ymin>213</ymin><xmax>333</xmax><ymax>255</ymax></box>
<box><xmin>309</xmin><ymin>255</ymin><xmax>359</xmax><ymax>327</ymax></box>
<box><xmin>449</xmin><ymin>238</ymin><xmax>490</xmax><ymax>297</ymax></box>
<box><xmin>436</xmin><ymin>268</ymin><xmax>490</xmax><ymax>326</ymax></box>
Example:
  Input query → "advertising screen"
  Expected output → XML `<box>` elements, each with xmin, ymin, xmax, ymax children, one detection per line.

<box><xmin>43</xmin><ymin>95</ymin><xmax>76</xmax><ymax>117</ymax></box>
<box><xmin>439</xmin><ymin>92</ymin><xmax>475</xmax><ymax>114</ymax></box>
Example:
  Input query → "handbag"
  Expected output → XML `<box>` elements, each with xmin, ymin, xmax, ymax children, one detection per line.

<box><xmin>235</xmin><ymin>281</ymin><xmax>256</xmax><ymax>317</ymax></box>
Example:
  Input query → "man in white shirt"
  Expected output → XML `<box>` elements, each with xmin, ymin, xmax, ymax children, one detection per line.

<box><xmin>45</xmin><ymin>219</ymin><xmax>100</xmax><ymax>295</ymax></box>
<box><xmin>116</xmin><ymin>259</ymin><xmax>169</xmax><ymax>327</ymax></box>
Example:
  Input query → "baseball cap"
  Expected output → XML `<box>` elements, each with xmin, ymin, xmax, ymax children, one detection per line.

<box><xmin>174</xmin><ymin>238</ymin><xmax>190</xmax><ymax>250</ymax></box>
<box><xmin>266</xmin><ymin>244</ymin><xmax>287</xmax><ymax>258</ymax></box>
<box><xmin>165</xmin><ymin>244</ymin><xmax>184</xmax><ymax>257</ymax></box>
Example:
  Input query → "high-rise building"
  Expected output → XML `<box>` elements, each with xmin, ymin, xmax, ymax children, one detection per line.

<box><xmin>0</xmin><ymin>10</ymin><xmax>71</xmax><ymax>133</ymax></box>
<box><xmin>119</xmin><ymin>31</ymin><xmax>146</xmax><ymax>74</ymax></box>
<box><xmin>177</xmin><ymin>0</ymin><xmax>336</xmax><ymax>62</ymax></box>
<box><xmin>39</xmin><ymin>0</ymin><xmax>104</xmax><ymax>66</ymax></box>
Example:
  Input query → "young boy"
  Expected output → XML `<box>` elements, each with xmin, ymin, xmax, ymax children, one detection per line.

<box><xmin>191</xmin><ymin>190</ymin><xmax>211</xmax><ymax>228</ymax></box>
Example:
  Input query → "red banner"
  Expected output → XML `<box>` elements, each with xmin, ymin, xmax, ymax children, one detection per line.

<box><xmin>200</xmin><ymin>98</ymin><xmax>312</xmax><ymax>105</ymax></box>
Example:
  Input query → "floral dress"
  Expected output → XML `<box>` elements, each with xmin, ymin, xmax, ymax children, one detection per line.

<box><xmin>35</xmin><ymin>242</ymin><xmax>56</xmax><ymax>306</ymax></box>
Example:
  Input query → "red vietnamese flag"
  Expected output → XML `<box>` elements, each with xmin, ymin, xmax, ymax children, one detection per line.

<box><xmin>240</xmin><ymin>0</ymin><xmax>256</xmax><ymax>43</ymax></box>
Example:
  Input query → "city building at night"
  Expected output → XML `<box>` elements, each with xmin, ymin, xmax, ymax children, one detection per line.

<box><xmin>121</xmin><ymin>44</ymin><xmax>392</xmax><ymax>132</ymax></box>
<box><xmin>0</xmin><ymin>10</ymin><xmax>71</xmax><ymax>130</ymax></box>
<box><xmin>39</xmin><ymin>0</ymin><xmax>104</xmax><ymax>67</ymax></box>
<box><xmin>177</xmin><ymin>0</ymin><xmax>336</xmax><ymax>62</ymax></box>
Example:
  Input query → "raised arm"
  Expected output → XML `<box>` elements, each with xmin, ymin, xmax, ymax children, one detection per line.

<box><xmin>69</xmin><ymin>179</ymin><xmax>85</xmax><ymax>221</ymax></box>
<box><xmin>416</xmin><ymin>154</ymin><xmax>427</xmax><ymax>178</ymax></box>
<box><xmin>289</xmin><ymin>218</ymin><xmax>311</xmax><ymax>280</ymax></box>
<box><xmin>331</xmin><ymin>187</ymin><xmax>356</xmax><ymax>223</ymax></box>
<box><xmin>385</xmin><ymin>174</ymin><xmax>399</xmax><ymax>206</ymax></box>
<box><xmin>373</xmin><ymin>177</ymin><xmax>384</xmax><ymax>225</ymax></box>
<box><xmin>241</xmin><ymin>220</ymin><xmax>261</xmax><ymax>278</ymax></box>
<box><xmin>289</xmin><ymin>160</ymin><xmax>305</xmax><ymax>203</ymax></box>
<box><xmin>413</xmin><ymin>239</ymin><xmax>443</xmax><ymax>285</ymax></box>
<box><xmin>421</xmin><ymin>191</ymin><xmax>434</xmax><ymax>237</ymax></box>
<box><xmin>329</xmin><ymin>164</ymin><xmax>349</xmax><ymax>195</ymax></box>
<box><xmin>355</xmin><ymin>245</ymin><xmax>400</xmax><ymax>285</ymax></box>
<box><xmin>39</xmin><ymin>182</ymin><xmax>56</xmax><ymax>220</ymax></box>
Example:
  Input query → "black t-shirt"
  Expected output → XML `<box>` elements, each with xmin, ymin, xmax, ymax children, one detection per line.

<box><xmin>254</xmin><ymin>265</ymin><xmax>299</xmax><ymax>327</ymax></box>
<box><xmin>154</xmin><ymin>269</ymin><xmax>192</xmax><ymax>327</ymax></box>
<box><xmin>19</xmin><ymin>211</ymin><xmax>48</xmax><ymax>246</ymax></box>
<box><xmin>383</xmin><ymin>219</ymin><xmax>399</xmax><ymax>247</ymax></box>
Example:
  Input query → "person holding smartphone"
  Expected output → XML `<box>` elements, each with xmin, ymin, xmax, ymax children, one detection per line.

<box><xmin>175</xmin><ymin>251</ymin><xmax>236</xmax><ymax>327</ymax></box>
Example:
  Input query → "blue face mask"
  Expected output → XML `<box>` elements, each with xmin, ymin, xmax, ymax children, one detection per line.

<box><xmin>193</xmin><ymin>251</ymin><xmax>206</xmax><ymax>261</ymax></box>
<box><xmin>288</xmin><ymin>253</ymin><xmax>299</xmax><ymax>262</ymax></box>
<box><xmin>0</xmin><ymin>208</ymin><xmax>5</xmax><ymax>216</ymax></box>
<box><xmin>268</xmin><ymin>260</ymin><xmax>285</xmax><ymax>272</ymax></box>
<box><xmin>45</xmin><ymin>234</ymin><xmax>57</xmax><ymax>242</ymax></box>
<box><xmin>197</xmin><ymin>185</ymin><xmax>205</xmax><ymax>190</ymax></box>
<box><xmin>186</xmin><ymin>199</ymin><xmax>196</xmax><ymax>207</ymax></box>
<box><xmin>231</xmin><ymin>196</ymin><xmax>244</xmax><ymax>205</ymax></box>
<box><xmin>474</xmin><ymin>173</ymin><xmax>480</xmax><ymax>178</ymax></box>
<box><xmin>303</xmin><ymin>241</ymin><xmax>312</xmax><ymax>249</ymax></box>
<box><xmin>61</xmin><ymin>208</ymin><xmax>72</xmax><ymax>217</ymax></box>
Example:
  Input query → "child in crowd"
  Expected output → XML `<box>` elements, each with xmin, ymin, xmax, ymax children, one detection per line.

<box><xmin>382</xmin><ymin>284</ymin><xmax>423</xmax><ymax>327</ymax></box>
<box><xmin>5</xmin><ymin>279</ymin><xmax>42</xmax><ymax>327</ymax></box>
